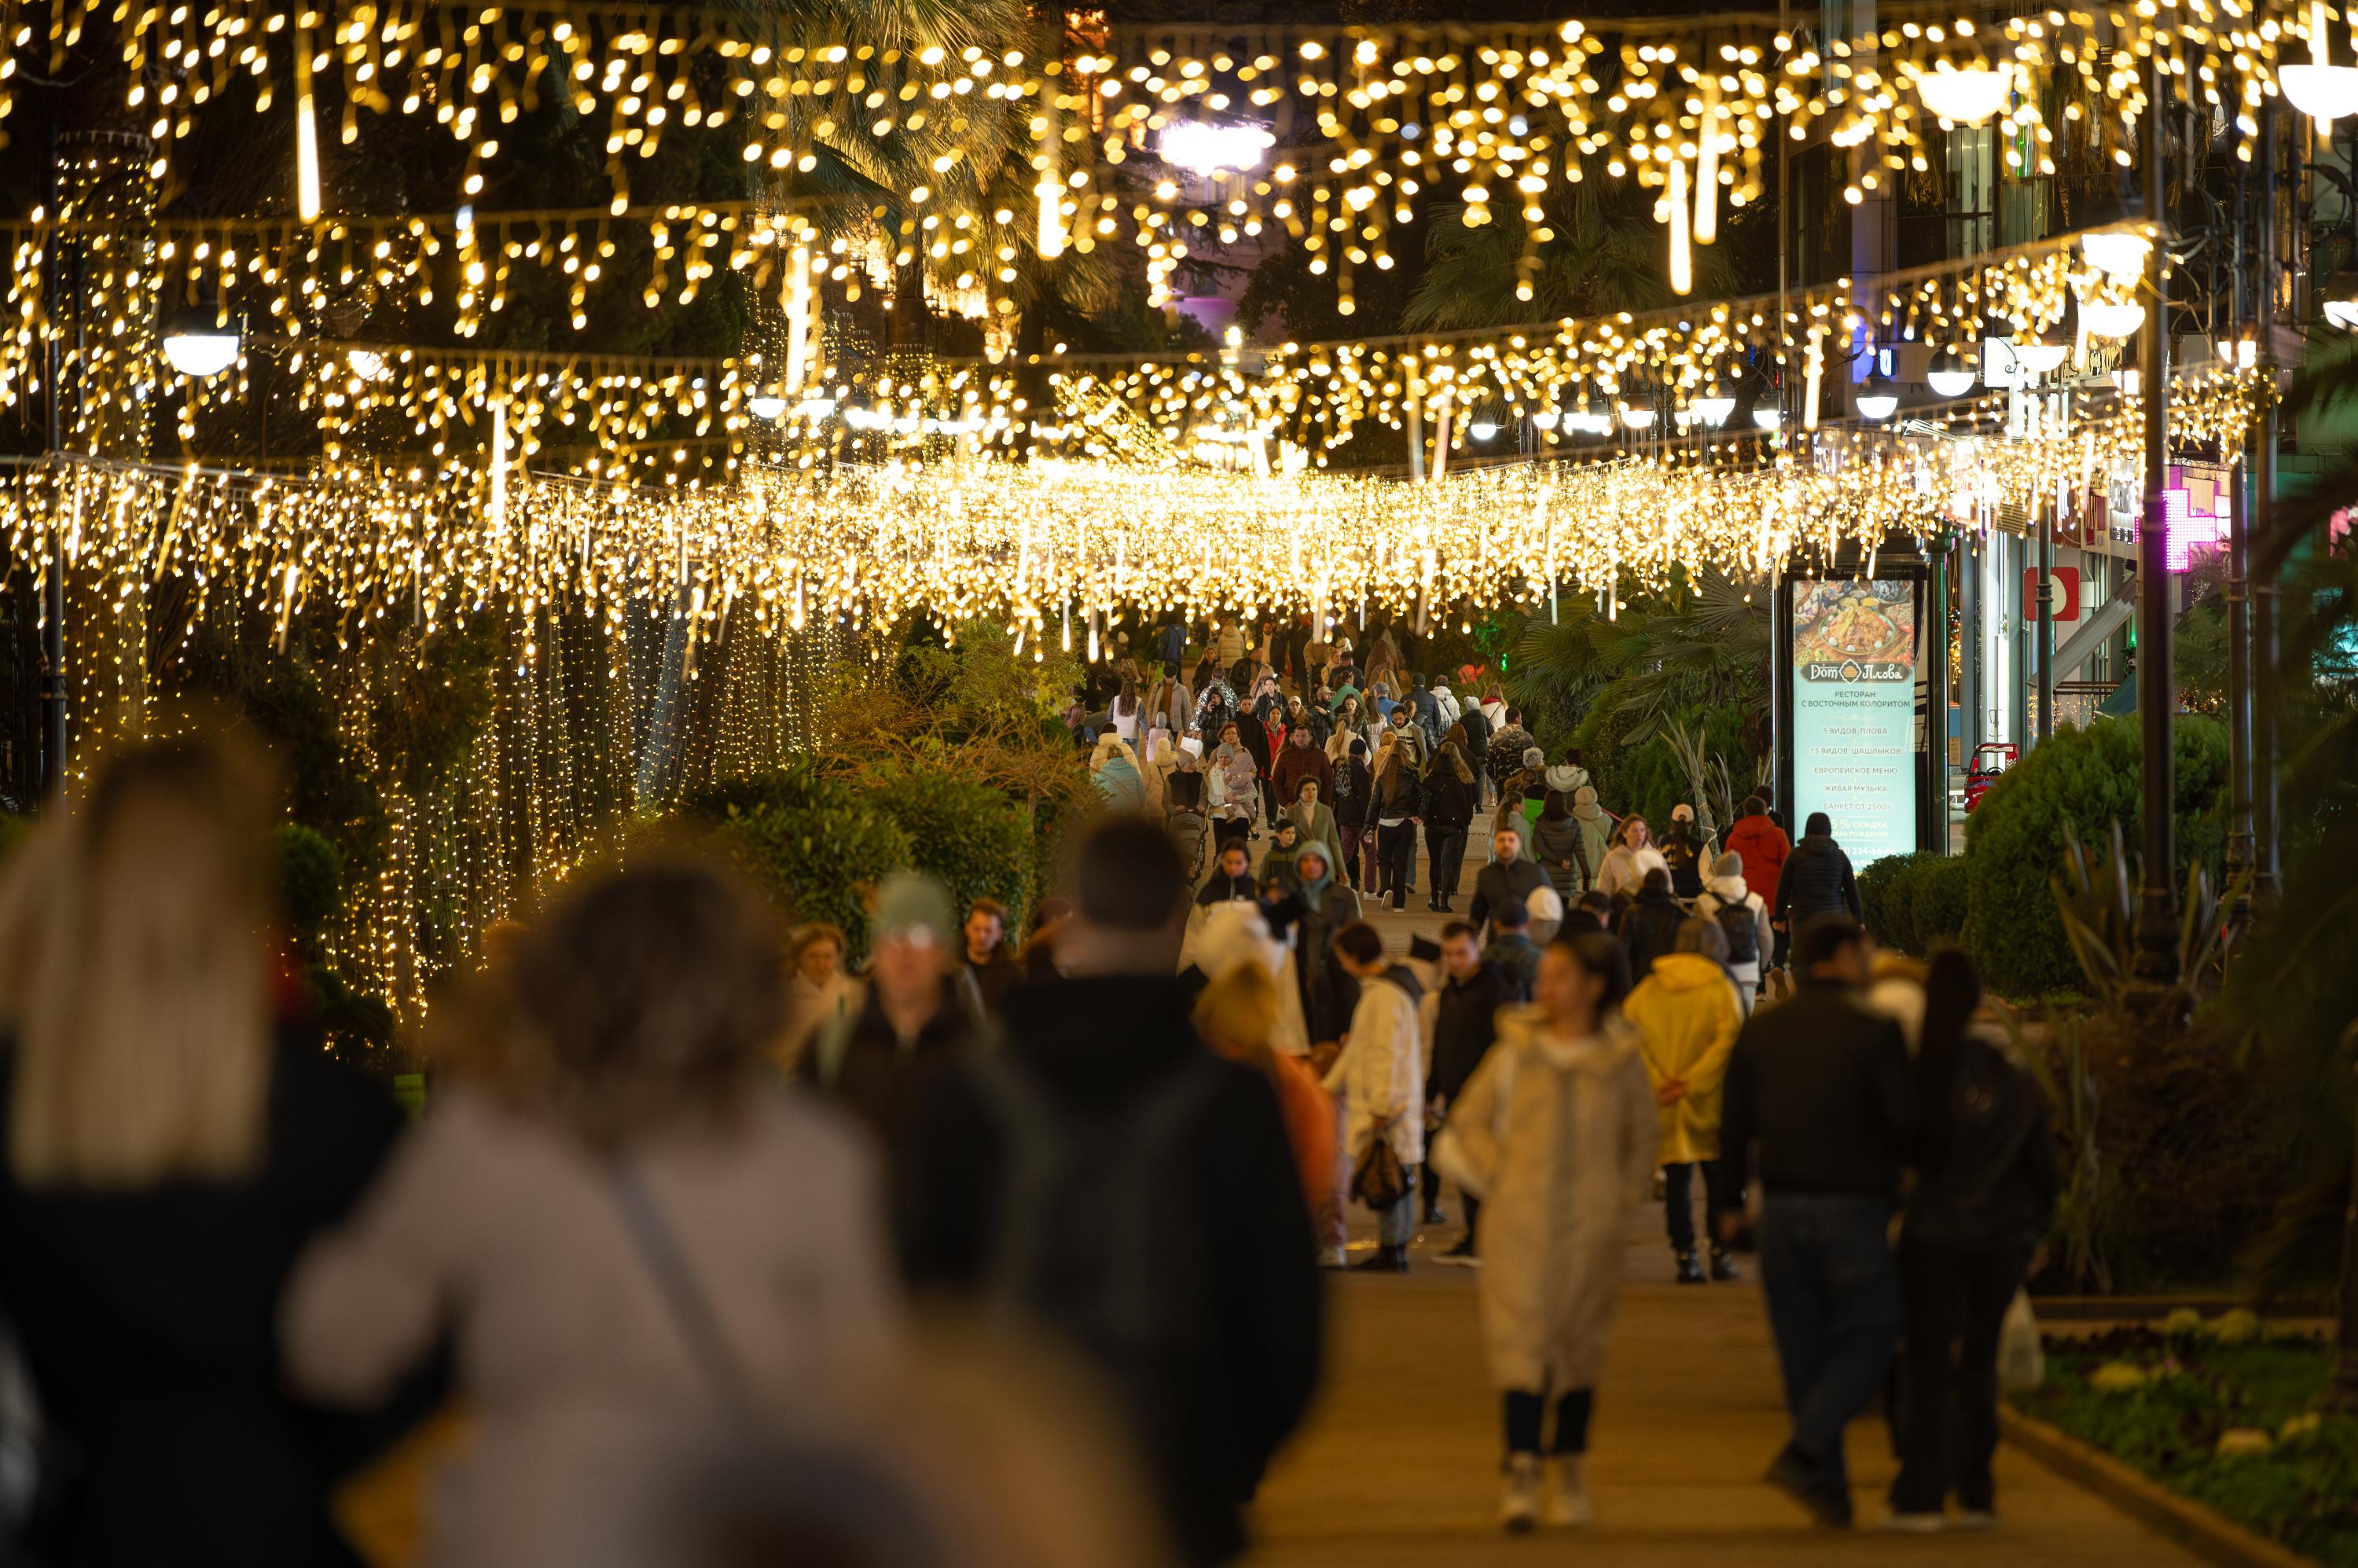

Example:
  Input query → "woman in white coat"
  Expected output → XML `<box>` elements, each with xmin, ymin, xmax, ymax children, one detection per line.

<box><xmin>1433</xmin><ymin>931</ymin><xmax>1657</xmax><ymax>1533</ymax></box>
<box><xmin>1323</xmin><ymin>921</ymin><xmax>1426</xmax><ymax>1273</ymax></box>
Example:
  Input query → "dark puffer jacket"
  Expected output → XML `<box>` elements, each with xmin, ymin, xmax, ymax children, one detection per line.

<box><xmin>1775</xmin><ymin>832</ymin><xmax>1864</xmax><ymax>926</ymax></box>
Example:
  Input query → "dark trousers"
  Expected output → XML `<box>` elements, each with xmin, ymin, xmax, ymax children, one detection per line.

<box><xmin>1890</xmin><ymin>1238</ymin><xmax>2030</xmax><ymax>1515</ymax></box>
<box><xmin>1662</xmin><ymin>1159</ymin><xmax>1728</xmax><ymax>1254</ymax></box>
<box><xmin>1338</xmin><ymin>824</ymin><xmax>1373</xmax><ymax>890</ymax></box>
<box><xmin>1214</xmin><ymin>817</ymin><xmax>1251</xmax><ymax>853</ymax></box>
<box><xmin>1376</xmin><ymin>822</ymin><xmax>1416</xmax><ymax>907</ymax></box>
<box><xmin>1425</xmin><ymin>824</ymin><xmax>1467</xmax><ymax>906</ymax></box>
<box><xmin>1504</xmin><ymin>1388</ymin><xmax>1595</xmax><ymax>1456</ymax></box>
<box><xmin>1418</xmin><ymin>1161</ymin><xmax>1481</xmax><ymax>1227</ymax></box>
<box><xmin>1757</xmin><ymin>1192</ymin><xmax>1904</xmax><ymax>1493</ymax></box>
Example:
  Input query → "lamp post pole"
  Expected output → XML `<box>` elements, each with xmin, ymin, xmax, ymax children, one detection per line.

<box><xmin>2132</xmin><ymin>53</ymin><xmax>2180</xmax><ymax>984</ymax></box>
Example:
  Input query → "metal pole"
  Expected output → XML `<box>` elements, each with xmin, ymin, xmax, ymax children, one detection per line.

<box><xmin>2133</xmin><ymin>56</ymin><xmax>2179</xmax><ymax>982</ymax></box>
<box><xmin>1930</xmin><ymin>534</ymin><xmax>1952</xmax><ymax>851</ymax></box>
<box><xmin>2037</xmin><ymin>489</ymin><xmax>2055</xmax><ymax>746</ymax></box>
<box><xmin>2253</xmin><ymin>108</ymin><xmax>2284</xmax><ymax>907</ymax></box>
<box><xmin>2224</xmin><ymin>130</ymin><xmax>2256</xmax><ymax>916</ymax></box>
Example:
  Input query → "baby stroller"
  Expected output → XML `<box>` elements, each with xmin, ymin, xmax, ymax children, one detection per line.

<box><xmin>1164</xmin><ymin>766</ymin><xmax>1211</xmax><ymax>881</ymax></box>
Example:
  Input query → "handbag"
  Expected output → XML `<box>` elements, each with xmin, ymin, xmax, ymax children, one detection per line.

<box><xmin>1349</xmin><ymin>1118</ymin><xmax>1409</xmax><ymax>1212</ymax></box>
<box><xmin>605</xmin><ymin>1163</ymin><xmax>759</xmax><ymax>1424</ymax></box>
<box><xmin>1998</xmin><ymin>1288</ymin><xmax>2045</xmax><ymax>1392</ymax></box>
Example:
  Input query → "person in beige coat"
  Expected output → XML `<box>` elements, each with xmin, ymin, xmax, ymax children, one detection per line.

<box><xmin>1431</xmin><ymin>932</ymin><xmax>1656</xmax><ymax>1533</ymax></box>
<box><xmin>282</xmin><ymin>864</ymin><xmax>902</xmax><ymax>1568</ymax></box>
<box><xmin>1622</xmin><ymin>918</ymin><xmax>1746</xmax><ymax>1285</ymax></box>
<box><xmin>1324</xmin><ymin>921</ymin><xmax>1427</xmax><ymax>1273</ymax></box>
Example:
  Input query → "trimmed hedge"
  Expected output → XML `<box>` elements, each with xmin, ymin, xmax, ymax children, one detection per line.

<box><xmin>1857</xmin><ymin>850</ymin><xmax>1971</xmax><ymax>957</ymax></box>
<box><xmin>1963</xmin><ymin>714</ymin><xmax>2228</xmax><ymax>998</ymax></box>
<box><xmin>692</xmin><ymin>764</ymin><xmax>915</xmax><ymax>957</ymax></box>
<box><xmin>866</xmin><ymin>764</ymin><xmax>1034</xmax><ymax>932</ymax></box>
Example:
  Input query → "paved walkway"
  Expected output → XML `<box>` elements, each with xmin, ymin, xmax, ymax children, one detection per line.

<box><xmin>1243</xmin><ymin>843</ymin><xmax>2207</xmax><ymax>1568</ymax></box>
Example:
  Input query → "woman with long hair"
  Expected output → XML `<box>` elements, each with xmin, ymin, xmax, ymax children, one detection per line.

<box><xmin>1594</xmin><ymin>814</ymin><xmax>1669</xmax><ymax>900</ymax></box>
<box><xmin>1110</xmin><ymin>675</ymin><xmax>1141</xmax><ymax>744</ymax></box>
<box><xmin>1433</xmin><ymin>934</ymin><xmax>1656</xmax><ymax>1532</ymax></box>
<box><xmin>0</xmin><ymin>738</ymin><xmax>418</xmax><ymax>1567</ymax></box>
<box><xmin>285</xmin><ymin>861</ymin><xmax>901</xmax><ymax>1566</ymax></box>
<box><xmin>1369</xmin><ymin>731</ymin><xmax>1424</xmax><ymax>911</ymax></box>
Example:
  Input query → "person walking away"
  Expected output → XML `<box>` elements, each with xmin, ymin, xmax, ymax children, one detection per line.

<box><xmin>785</xmin><ymin>922</ymin><xmax>859</xmax><ymax>1069</ymax></box>
<box><xmin>1324</xmin><ymin>924</ymin><xmax>1425</xmax><ymax>1273</ymax></box>
<box><xmin>1192</xmin><ymin>935</ymin><xmax>1339</xmax><ymax>1262</ymax></box>
<box><xmin>1431</xmin><ymin>934</ymin><xmax>1656</xmax><ymax>1532</ymax></box>
<box><xmin>1431</xmin><ymin>679</ymin><xmax>1463</xmax><ymax>733</ymax></box>
<box><xmin>1571</xmin><ymin>785</ymin><xmax>1614</xmax><ymax>879</ymax></box>
<box><xmin>1887</xmin><ymin>949</ymin><xmax>2059</xmax><ymax>1532</ymax></box>
<box><xmin>1485</xmin><ymin>708</ymin><xmax>1535</xmax><ymax>801</ymax></box>
<box><xmin>1616</xmin><ymin>868</ymin><xmax>1688</xmax><ymax>983</ymax></box>
<box><xmin>1271</xmin><ymin>724</ymin><xmax>1333</xmax><ymax>813</ymax></box>
<box><xmin>1694</xmin><ymin>854</ymin><xmax>1773</xmax><ymax>1012</ymax></box>
<box><xmin>1422</xmin><ymin>729</ymin><xmax>1478</xmax><ymax>912</ymax></box>
<box><xmin>286</xmin><ymin>860</ymin><xmax>902</xmax><ymax>1568</ymax></box>
<box><xmin>1660</xmin><ymin>805</ymin><xmax>1712</xmax><ymax>902</ymax></box>
<box><xmin>1214</xmin><ymin>618</ymin><xmax>1247</xmax><ymax>670</ymax></box>
<box><xmin>1370</xmin><ymin>734</ymin><xmax>1424</xmax><ymax>912</ymax></box>
<box><xmin>1421</xmin><ymin>922</ymin><xmax>1513</xmax><ymax>1260</ymax></box>
<box><xmin>0</xmin><ymin>740</ymin><xmax>424</xmax><ymax>1568</ymax></box>
<box><xmin>1724</xmin><ymin>795</ymin><xmax>1790</xmax><ymax>907</ymax></box>
<box><xmin>1482</xmin><ymin>898</ymin><xmax>1543</xmax><ymax>1003</ymax></box>
<box><xmin>798</xmin><ymin>872</ymin><xmax>987</xmax><ymax>1203</ymax></box>
<box><xmin>1716</xmin><ymin>914</ymin><xmax>1919</xmax><ymax>1528</ymax></box>
<box><xmin>1092</xmin><ymin>733</ymin><xmax>1156</xmax><ymax>813</ymax></box>
<box><xmin>1330</xmin><ymin>738</ymin><xmax>1375</xmax><ymax>892</ymax></box>
<box><xmin>1625</xmin><ymin>919</ymin><xmax>1746</xmax><ymax>1284</ymax></box>
<box><xmin>1456</xmin><ymin>695</ymin><xmax>1492</xmax><ymax>806</ymax></box>
<box><xmin>1530</xmin><ymin>790</ymin><xmax>1592</xmax><ymax>903</ymax></box>
<box><xmin>902</xmin><ymin>819</ymin><xmax>1322</xmax><ymax>1567</ymax></box>
<box><xmin>1595</xmin><ymin>815</ymin><xmax>1669</xmax><ymax>900</ymax></box>
<box><xmin>964</xmin><ymin>898</ymin><xmax>1023</xmax><ymax>1015</ymax></box>
<box><xmin>1775</xmin><ymin>813</ymin><xmax>1864</xmax><ymax>956</ymax></box>
<box><xmin>1111</xmin><ymin>676</ymin><xmax>1142</xmax><ymax>744</ymax></box>
<box><xmin>1467</xmin><ymin>824</ymin><xmax>1551</xmax><ymax>937</ymax></box>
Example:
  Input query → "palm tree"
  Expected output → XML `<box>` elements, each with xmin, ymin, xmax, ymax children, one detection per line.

<box><xmin>1507</xmin><ymin>567</ymin><xmax>1770</xmax><ymax>751</ymax></box>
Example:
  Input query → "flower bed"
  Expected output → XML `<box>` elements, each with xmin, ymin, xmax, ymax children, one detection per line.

<box><xmin>2011</xmin><ymin>1315</ymin><xmax>2356</xmax><ymax>1566</ymax></box>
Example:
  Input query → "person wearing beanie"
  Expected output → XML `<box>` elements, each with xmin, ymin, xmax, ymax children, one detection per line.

<box><xmin>1570</xmin><ymin>785</ymin><xmax>1614</xmax><ymax>879</ymax></box>
<box><xmin>1659</xmin><ymin>802</ymin><xmax>1713</xmax><ymax>902</ymax></box>
<box><xmin>1775</xmin><ymin>811</ymin><xmax>1864</xmax><ymax>937</ymax></box>
<box><xmin>799</xmin><ymin>871</ymin><xmax>988</xmax><ymax>1197</ymax></box>
<box><xmin>1695</xmin><ymin>850</ymin><xmax>1774</xmax><ymax>1011</ymax></box>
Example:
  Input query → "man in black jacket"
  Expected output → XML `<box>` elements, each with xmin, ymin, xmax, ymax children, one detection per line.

<box><xmin>1616</xmin><ymin>868</ymin><xmax>1687</xmax><ymax>982</ymax></box>
<box><xmin>903</xmin><ymin>819</ymin><xmax>1323</xmax><ymax>1567</ymax></box>
<box><xmin>1422</xmin><ymin>921</ymin><xmax>1512</xmax><ymax>1255</ymax></box>
<box><xmin>1775</xmin><ymin>811</ymin><xmax>1864</xmax><ymax>936</ymax></box>
<box><xmin>1717</xmin><ymin>914</ymin><xmax>1918</xmax><ymax>1529</ymax></box>
<box><xmin>1467</xmin><ymin>824</ymin><xmax>1550</xmax><ymax>935</ymax></box>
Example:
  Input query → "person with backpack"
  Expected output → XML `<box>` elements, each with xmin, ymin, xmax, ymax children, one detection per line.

<box><xmin>1623</xmin><ymin>918</ymin><xmax>1746</xmax><ymax>1286</ymax></box>
<box><xmin>1695</xmin><ymin>852</ymin><xmax>1774</xmax><ymax>1012</ymax></box>
<box><xmin>1658</xmin><ymin>805</ymin><xmax>1713</xmax><ymax>902</ymax></box>
<box><xmin>1887</xmin><ymin>949</ymin><xmax>2059</xmax><ymax>1532</ymax></box>
<box><xmin>1430</xmin><ymin>933</ymin><xmax>1657</xmax><ymax>1533</ymax></box>
<box><xmin>902</xmin><ymin>819</ymin><xmax>1322</xmax><ymax>1568</ymax></box>
<box><xmin>1485</xmin><ymin>709</ymin><xmax>1536</xmax><ymax>798</ymax></box>
<box><xmin>1329</xmin><ymin>737</ymin><xmax>1376</xmax><ymax>893</ymax></box>
<box><xmin>1775</xmin><ymin>812</ymin><xmax>1864</xmax><ymax>939</ymax></box>
<box><xmin>1324</xmin><ymin>922</ymin><xmax>1426</xmax><ymax>1273</ymax></box>
<box><xmin>1530</xmin><ymin>790</ymin><xmax>1593</xmax><ymax>902</ymax></box>
<box><xmin>1482</xmin><ymin>898</ymin><xmax>1543</xmax><ymax>1003</ymax></box>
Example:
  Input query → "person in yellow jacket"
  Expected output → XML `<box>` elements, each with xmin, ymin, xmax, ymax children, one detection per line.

<box><xmin>1622</xmin><ymin>916</ymin><xmax>1746</xmax><ymax>1284</ymax></box>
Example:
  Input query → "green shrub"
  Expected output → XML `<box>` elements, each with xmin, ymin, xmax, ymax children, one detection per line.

<box><xmin>1964</xmin><ymin>716</ymin><xmax>2228</xmax><ymax>998</ymax></box>
<box><xmin>867</xmin><ymin>764</ymin><xmax>1034</xmax><ymax>931</ymax></box>
<box><xmin>1860</xmin><ymin>850</ymin><xmax>1937</xmax><ymax>953</ymax></box>
<box><xmin>694</xmin><ymin>765</ymin><xmax>913</xmax><ymax>957</ymax></box>
<box><xmin>275</xmin><ymin>822</ymin><xmax>345</xmax><ymax>941</ymax></box>
<box><xmin>1908</xmin><ymin>854</ymin><xmax>1971</xmax><ymax>951</ymax></box>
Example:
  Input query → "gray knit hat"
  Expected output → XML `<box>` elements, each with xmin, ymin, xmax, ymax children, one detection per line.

<box><xmin>1714</xmin><ymin>851</ymin><xmax>1744</xmax><ymax>878</ymax></box>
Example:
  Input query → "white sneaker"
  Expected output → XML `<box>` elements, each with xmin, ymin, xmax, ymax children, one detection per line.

<box><xmin>1882</xmin><ymin>1511</ymin><xmax>1948</xmax><ymax>1533</ymax></box>
<box><xmin>1544</xmin><ymin>1454</ymin><xmax>1592</xmax><ymax>1526</ymax></box>
<box><xmin>1500</xmin><ymin>1454</ymin><xmax>1541</xmax><ymax>1533</ymax></box>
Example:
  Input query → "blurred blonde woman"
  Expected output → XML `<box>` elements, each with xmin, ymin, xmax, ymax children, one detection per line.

<box><xmin>1191</xmin><ymin>910</ymin><xmax>1336</xmax><ymax>1251</ymax></box>
<box><xmin>0</xmin><ymin>738</ymin><xmax>414</xmax><ymax>1568</ymax></box>
<box><xmin>285</xmin><ymin>860</ymin><xmax>902</xmax><ymax>1568</ymax></box>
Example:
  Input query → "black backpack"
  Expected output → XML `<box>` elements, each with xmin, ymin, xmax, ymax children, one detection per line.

<box><xmin>968</xmin><ymin>1051</ymin><xmax>1230</xmax><ymax>1426</ymax></box>
<box><xmin>1713</xmin><ymin>898</ymin><xmax>1760</xmax><ymax>966</ymax></box>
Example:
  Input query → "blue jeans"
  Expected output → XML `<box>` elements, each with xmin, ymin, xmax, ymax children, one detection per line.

<box><xmin>1757</xmin><ymin>1192</ymin><xmax>1904</xmax><ymax>1492</ymax></box>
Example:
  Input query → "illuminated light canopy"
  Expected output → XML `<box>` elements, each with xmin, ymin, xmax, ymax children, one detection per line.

<box><xmin>1913</xmin><ymin>63</ymin><xmax>2013</xmax><ymax>126</ymax></box>
<box><xmin>160</xmin><ymin>307</ymin><xmax>241</xmax><ymax>379</ymax></box>
<box><xmin>1157</xmin><ymin>121</ymin><xmax>1273</xmax><ymax>176</ymax></box>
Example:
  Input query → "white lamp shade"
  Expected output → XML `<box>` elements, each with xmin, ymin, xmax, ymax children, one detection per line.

<box><xmin>2081</xmin><ymin>228</ymin><xmax>2152</xmax><ymax>281</ymax></box>
<box><xmin>2281</xmin><ymin>62</ymin><xmax>2358</xmax><ymax>121</ymax></box>
<box><xmin>1694</xmin><ymin>395</ymin><xmax>1736</xmax><ymax>426</ymax></box>
<box><xmin>2081</xmin><ymin>299</ymin><xmax>2146</xmax><ymax>340</ymax></box>
<box><xmin>2015</xmin><ymin>341</ymin><xmax>2070</xmax><ymax>373</ymax></box>
<box><xmin>1619</xmin><ymin>405</ymin><xmax>1656</xmax><ymax>430</ymax></box>
<box><xmin>1530</xmin><ymin>409</ymin><xmax>1560</xmax><ymax>430</ymax></box>
<box><xmin>161</xmin><ymin>330</ymin><xmax>241</xmax><ymax>378</ymax></box>
<box><xmin>1467</xmin><ymin>420</ymin><xmax>1499</xmax><ymax>439</ymax></box>
<box><xmin>1915</xmin><ymin>65</ymin><xmax>2011</xmax><ymax>126</ymax></box>
<box><xmin>1750</xmin><ymin>407</ymin><xmax>1782</xmax><ymax>430</ymax></box>
<box><xmin>2326</xmin><ymin>296</ymin><xmax>2358</xmax><ymax>331</ymax></box>
<box><xmin>1855</xmin><ymin>393</ymin><xmax>1899</xmax><ymax>420</ymax></box>
<box><xmin>1926</xmin><ymin>367</ymin><xmax>1978</xmax><ymax>398</ymax></box>
<box><xmin>748</xmin><ymin>395</ymin><xmax>788</xmax><ymax>420</ymax></box>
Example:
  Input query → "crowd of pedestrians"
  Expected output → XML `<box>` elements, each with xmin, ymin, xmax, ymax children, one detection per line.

<box><xmin>0</xmin><ymin>625</ymin><xmax>2055</xmax><ymax>1567</ymax></box>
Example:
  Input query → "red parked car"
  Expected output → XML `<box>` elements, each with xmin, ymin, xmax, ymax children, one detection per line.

<box><xmin>1963</xmin><ymin>742</ymin><xmax>2018</xmax><ymax>813</ymax></box>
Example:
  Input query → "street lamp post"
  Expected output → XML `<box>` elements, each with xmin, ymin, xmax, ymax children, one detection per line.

<box><xmin>2133</xmin><ymin>55</ymin><xmax>2180</xmax><ymax>984</ymax></box>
